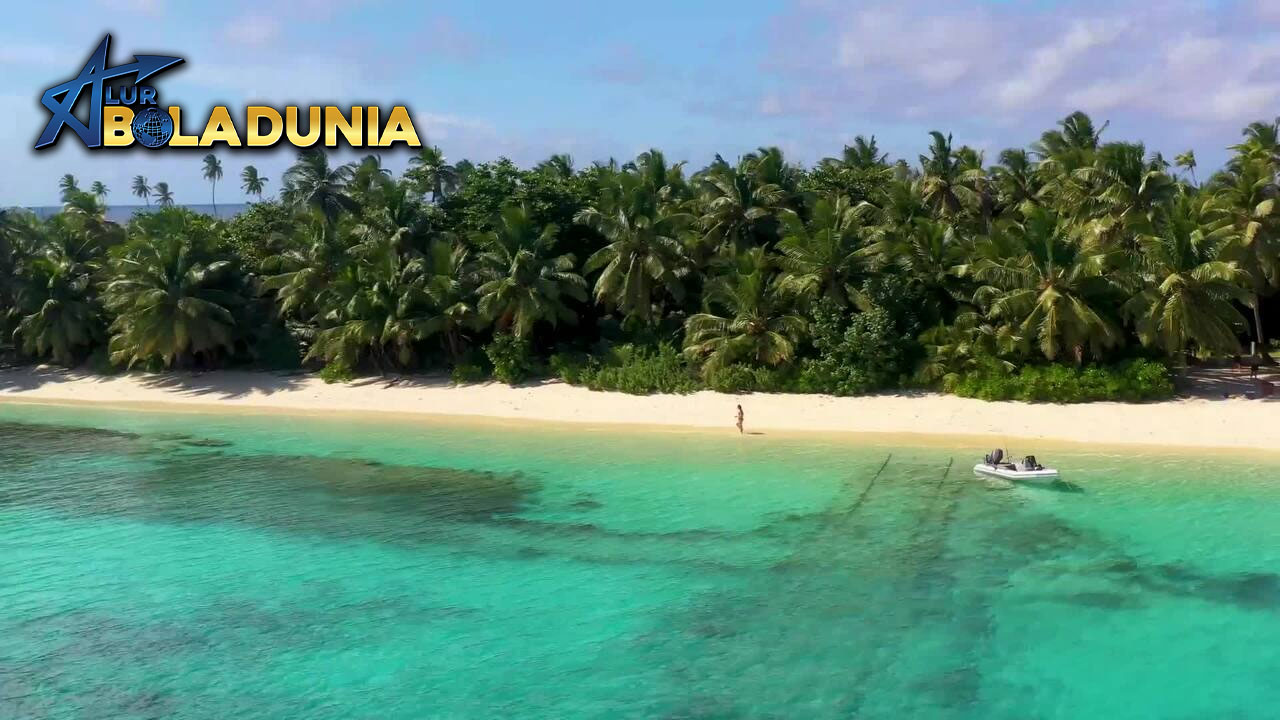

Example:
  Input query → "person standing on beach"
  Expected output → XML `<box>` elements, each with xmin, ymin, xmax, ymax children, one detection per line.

<box><xmin>736</xmin><ymin>405</ymin><xmax>744</xmax><ymax>434</ymax></box>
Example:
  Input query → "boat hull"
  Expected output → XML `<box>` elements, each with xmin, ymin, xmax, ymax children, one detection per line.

<box><xmin>973</xmin><ymin>463</ymin><xmax>1061</xmax><ymax>484</ymax></box>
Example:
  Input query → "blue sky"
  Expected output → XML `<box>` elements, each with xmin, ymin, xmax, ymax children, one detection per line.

<box><xmin>3</xmin><ymin>0</ymin><xmax>1279</xmax><ymax>206</ymax></box>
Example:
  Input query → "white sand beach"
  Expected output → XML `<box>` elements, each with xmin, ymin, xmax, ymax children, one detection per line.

<box><xmin>0</xmin><ymin>366</ymin><xmax>1277</xmax><ymax>452</ymax></box>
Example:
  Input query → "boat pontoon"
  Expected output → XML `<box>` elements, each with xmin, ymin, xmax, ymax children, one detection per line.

<box><xmin>973</xmin><ymin>449</ymin><xmax>1060</xmax><ymax>484</ymax></box>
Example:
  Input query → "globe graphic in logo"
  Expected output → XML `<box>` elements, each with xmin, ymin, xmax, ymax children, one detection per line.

<box><xmin>131</xmin><ymin>107</ymin><xmax>173</xmax><ymax>148</ymax></box>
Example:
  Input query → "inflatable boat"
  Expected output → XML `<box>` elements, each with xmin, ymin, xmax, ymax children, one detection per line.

<box><xmin>973</xmin><ymin>449</ymin><xmax>1060</xmax><ymax>484</ymax></box>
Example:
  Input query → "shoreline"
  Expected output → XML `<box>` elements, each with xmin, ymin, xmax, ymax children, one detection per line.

<box><xmin>0</xmin><ymin>367</ymin><xmax>1277</xmax><ymax>455</ymax></box>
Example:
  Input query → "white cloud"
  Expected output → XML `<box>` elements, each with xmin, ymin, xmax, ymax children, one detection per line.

<box><xmin>997</xmin><ymin>19</ymin><xmax>1128</xmax><ymax>109</ymax></box>
<box><xmin>1206</xmin><ymin>83</ymin><xmax>1280</xmax><ymax>123</ymax></box>
<box><xmin>762</xmin><ymin>0</ymin><xmax>1280</xmax><ymax>145</ymax></box>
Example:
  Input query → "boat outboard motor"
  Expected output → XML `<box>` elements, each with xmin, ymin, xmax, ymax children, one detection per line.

<box><xmin>991</xmin><ymin>448</ymin><xmax>1004</xmax><ymax>466</ymax></box>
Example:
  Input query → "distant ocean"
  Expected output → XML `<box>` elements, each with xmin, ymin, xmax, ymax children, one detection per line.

<box><xmin>12</xmin><ymin>203</ymin><xmax>250</xmax><ymax>224</ymax></box>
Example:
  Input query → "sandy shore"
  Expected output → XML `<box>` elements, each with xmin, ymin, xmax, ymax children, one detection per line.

<box><xmin>0</xmin><ymin>366</ymin><xmax>1277</xmax><ymax>452</ymax></box>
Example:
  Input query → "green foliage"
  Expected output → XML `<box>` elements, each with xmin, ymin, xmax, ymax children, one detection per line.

<box><xmin>799</xmin><ymin>164</ymin><xmax>893</xmax><ymax>206</ymax></box>
<box><xmin>103</xmin><ymin>212</ymin><xmax>253</xmax><ymax>369</ymax></box>
<box><xmin>223</xmin><ymin>201</ymin><xmax>300</xmax><ymax>266</ymax></box>
<box><xmin>318</xmin><ymin>359</ymin><xmax>355</xmax><ymax>384</ymax></box>
<box><xmin>485</xmin><ymin>333</ymin><xmax>533</xmax><ymax>385</ymax></box>
<box><xmin>950</xmin><ymin>358</ymin><xmax>1174</xmax><ymax>403</ymax></box>
<box><xmin>17</xmin><ymin>116</ymin><xmax>1269</xmax><ymax>404</ymax></box>
<box><xmin>450</xmin><ymin>362</ymin><xmax>489</xmax><ymax>385</ymax></box>
<box><xmin>706</xmin><ymin>363</ymin><xmax>793</xmax><ymax>394</ymax></box>
<box><xmin>801</xmin><ymin>283</ymin><xmax>927</xmax><ymax>395</ymax></box>
<box><xmin>553</xmin><ymin>343</ymin><xmax>700</xmax><ymax>395</ymax></box>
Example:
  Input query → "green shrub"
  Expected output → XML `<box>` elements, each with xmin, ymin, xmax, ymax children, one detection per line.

<box><xmin>450</xmin><ymin>363</ymin><xmax>489</xmax><ymax>384</ymax></box>
<box><xmin>791</xmin><ymin>357</ymin><xmax>873</xmax><ymax>395</ymax></box>
<box><xmin>1118</xmin><ymin>358</ymin><xmax>1176</xmax><ymax>400</ymax></box>
<box><xmin>554</xmin><ymin>343</ymin><xmax>700</xmax><ymax>395</ymax></box>
<box><xmin>951</xmin><ymin>359</ymin><xmax>1173</xmax><ymax>403</ymax></box>
<box><xmin>485</xmin><ymin>333</ymin><xmax>533</xmax><ymax>385</ymax></box>
<box><xmin>318</xmin><ymin>359</ymin><xmax>355</xmax><ymax>384</ymax></box>
<box><xmin>804</xmin><ymin>293</ymin><xmax>924</xmax><ymax>396</ymax></box>
<box><xmin>706</xmin><ymin>364</ymin><xmax>792</xmax><ymax>394</ymax></box>
<box><xmin>548</xmin><ymin>351</ymin><xmax>591</xmax><ymax>386</ymax></box>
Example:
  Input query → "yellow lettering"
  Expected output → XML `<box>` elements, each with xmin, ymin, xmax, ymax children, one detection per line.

<box><xmin>379</xmin><ymin>106</ymin><xmax>421</xmax><ymax>147</ymax></box>
<box><xmin>324</xmin><ymin>106</ymin><xmax>362</xmax><ymax>147</ymax></box>
<box><xmin>103</xmin><ymin>107</ymin><xmax>134</xmax><ymax>147</ymax></box>
<box><xmin>199</xmin><ymin>106</ymin><xmax>242</xmax><ymax>146</ymax></box>
<box><xmin>367</xmin><ymin>106</ymin><xmax>379</xmax><ymax>146</ymax></box>
<box><xmin>167</xmin><ymin>107</ymin><xmax>198</xmax><ymax>147</ymax></box>
<box><xmin>286</xmin><ymin>106</ymin><xmax>321</xmax><ymax>147</ymax></box>
<box><xmin>247</xmin><ymin>107</ymin><xmax>283</xmax><ymax>147</ymax></box>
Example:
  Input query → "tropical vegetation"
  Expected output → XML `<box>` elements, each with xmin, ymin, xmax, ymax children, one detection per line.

<box><xmin>3</xmin><ymin>111</ymin><xmax>1278</xmax><ymax>402</ymax></box>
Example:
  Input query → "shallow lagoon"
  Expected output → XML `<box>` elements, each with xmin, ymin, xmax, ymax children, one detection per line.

<box><xmin>2</xmin><ymin>403</ymin><xmax>1279</xmax><ymax>719</ymax></box>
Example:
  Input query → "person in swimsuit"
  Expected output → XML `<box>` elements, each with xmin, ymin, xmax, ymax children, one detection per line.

<box><xmin>736</xmin><ymin>404</ymin><xmax>744</xmax><ymax>434</ymax></box>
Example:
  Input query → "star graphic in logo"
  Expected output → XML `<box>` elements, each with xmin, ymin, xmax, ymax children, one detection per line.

<box><xmin>35</xmin><ymin>35</ymin><xmax>183</xmax><ymax>149</ymax></box>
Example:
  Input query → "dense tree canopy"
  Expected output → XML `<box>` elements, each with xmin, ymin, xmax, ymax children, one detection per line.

<box><xmin>3</xmin><ymin>115</ymin><xmax>1276</xmax><ymax>400</ymax></box>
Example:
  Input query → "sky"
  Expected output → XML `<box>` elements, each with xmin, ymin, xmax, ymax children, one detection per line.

<box><xmin>4</xmin><ymin>0</ymin><xmax>1280</xmax><ymax>206</ymax></box>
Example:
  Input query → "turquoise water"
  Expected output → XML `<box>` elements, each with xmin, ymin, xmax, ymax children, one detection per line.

<box><xmin>2</xmin><ymin>405</ymin><xmax>1280</xmax><ymax>718</ymax></box>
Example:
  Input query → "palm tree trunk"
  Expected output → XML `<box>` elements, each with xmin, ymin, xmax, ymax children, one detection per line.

<box><xmin>445</xmin><ymin>327</ymin><xmax>462</xmax><ymax>361</ymax></box>
<box><xmin>211</xmin><ymin>182</ymin><xmax>217</xmax><ymax>217</ymax></box>
<box><xmin>1253</xmin><ymin>294</ymin><xmax>1272</xmax><ymax>362</ymax></box>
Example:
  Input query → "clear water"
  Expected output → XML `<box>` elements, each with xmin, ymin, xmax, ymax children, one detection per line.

<box><xmin>2</xmin><ymin>404</ymin><xmax>1279</xmax><ymax>719</ymax></box>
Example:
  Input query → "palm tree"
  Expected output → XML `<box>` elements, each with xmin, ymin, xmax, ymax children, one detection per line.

<box><xmin>991</xmin><ymin>149</ymin><xmax>1041</xmax><ymax>210</ymax></box>
<box><xmin>694</xmin><ymin>153</ymin><xmax>790</xmax><ymax>255</ymax></box>
<box><xmin>774</xmin><ymin>195</ymin><xmax>874</xmax><ymax>307</ymax></box>
<box><xmin>89</xmin><ymin>181</ymin><xmax>108</xmax><ymax>206</ymax></box>
<box><xmin>822</xmin><ymin>135</ymin><xmax>888</xmax><ymax>170</ymax></box>
<box><xmin>535</xmin><ymin>154</ymin><xmax>575</xmax><ymax>179</ymax></box>
<box><xmin>304</xmin><ymin>226</ymin><xmax>440</xmax><ymax>370</ymax></box>
<box><xmin>918</xmin><ymin>131</ymin><xmax>982</xmax><ymax>218</ymax></box>
<box><xmin>202</xmin><ymin>154</ymin><xmax>223</xmax><ymax>216</ymax></box>
<box><xmin>102</xmin><ymin>231</ymin><xmax>244</xmax><ymax>368</ymax></box>
<box><xmin>240</xmin><ymin>165</ymin><xmax>268</xmax><ymax>199</ymax></box>
<box><xmin>1124</xmin><ymin>192</ymin><xmax>1249</xmax><ymax>370</ymax></box>
<box><xmin>1213</xmin><ymin>154</ymin><xmax>1280</xmax><ymax>352</ymax></box>
<box><xmin>574</xmin><ymin>172</ymin><xmax>694</xmax><ymax>323</ymax></box>
<box><xmin>1033</xmin><ymin>111</ymin><xmax>1106</xmax><ymax>168</ymax></box>
<box><xmin>57</xmin><ymin>174</ymin><xmax>80</xmax><ymax>203</ymax></box>
<box><xmin>915</xmin><ymin>311</ymin><xmax>1019</xmax><ymax>388</ymax></box>
<box><xmin>11</xmin><ymin>218</ymin><xmax>105</xmax><ymax>365</ymax></box>
<box><xmin>260</xmin><ymin>226</ymin><xmax>344</xmax><ymax>323</ymax></box>
<box><xmin>972</xmin><ymin>207</ymin><xmax>1123</xmax><ymax>363</ymax></box>
<box><xmin>152</xmin><ymin>182</ymin><xmax>175</xmax><ymax>208</ymax></box>
<box><xmin>1175</xmin><ymin>150</ymin><xmax>1198</xmax><ymax>185</ymax></box>
<box><xmin>472</xmin><ymin>205</ymin><xmax>586</xmax><ymax>338</ymax></box>
<box><xmin>1049</xmin><ymin>143</ymin><xmax>1175</xmax><ymax>256</ymax></box>
<box><xmin>131</xmin><ymin>175</ymin><xmax>151</xmax><ymax>206</ymax></box>
<box><xmin>347</xmin><ymin>154</ymin><xmax>393</xmax><ymax>200</ymax></box>
<box><xmin>866</xmin><ymin>216</ymin><xmax>970</xmax><ymax>313</ymax></box>
<box><xmin>683</xmin><ymin>248</ymin><xmax>806</xmax><ymax>376</ymax></box>
<box><xmin>618</xmin><ymin>148</ymin><xmax>689</xmax><ymax>202</ymax></box>
<box><xmin>1233</xmin><ymin>119</ymin><xmax>1280</xmax><ymax>167</ymax></box>
<box><xmin>422</xmin><ymin>235</ymin><xmax>478</xmax><ymax>361</ymax></box>
<box><xmin>281</xmin><ymin>149</ymin><xmax>356</xmax><ymax>225</ymax></box>
<box><xmin>407</xmin><ymin>145</ymin><xmax>460</xmax><ymax>202</ymax></box>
